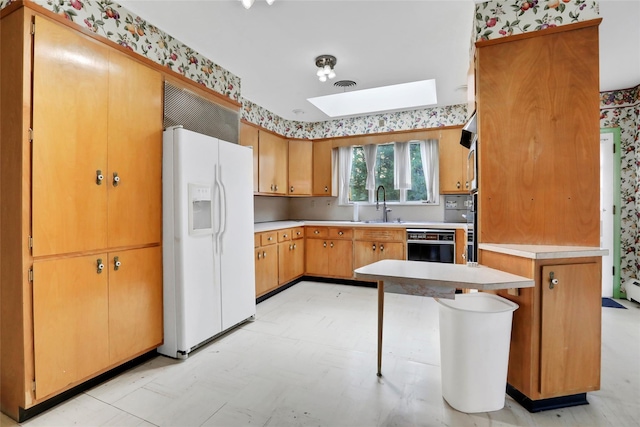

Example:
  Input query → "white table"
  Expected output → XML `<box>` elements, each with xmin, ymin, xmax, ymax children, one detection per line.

<box><xmin>353</xmin><ymin>259</ymin><xmax>534</xmax><ymax>376</ymax></box>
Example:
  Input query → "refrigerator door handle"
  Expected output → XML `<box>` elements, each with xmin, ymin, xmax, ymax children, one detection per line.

<box><xmin>218</xmin><ymin>164</ymin><xmax>228</xmax><ymax>252</ymax></box>
<box><xmin>213</xmin><ymin>164</ymin><xmax>222</xmax><ymax>255</ymax></box>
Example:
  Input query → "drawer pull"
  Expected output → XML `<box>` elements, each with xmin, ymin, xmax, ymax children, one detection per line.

<box><xmin>372</xmin><ymin>244</ymin><xmax>376</xmax><ymax>251</ymax></box>
<box><xmin>380</xmin><ymin>245</ymin><xmax>384</xmax><ymax>252</ymax></box>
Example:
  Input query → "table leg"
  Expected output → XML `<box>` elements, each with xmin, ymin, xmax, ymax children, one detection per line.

<box><xmin>377</xmin><ymin>280</ymin><xmax>384</xmax><ymax>377</ymax></box>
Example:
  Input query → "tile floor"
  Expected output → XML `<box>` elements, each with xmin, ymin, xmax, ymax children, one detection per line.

<box><xmin>2</xmin><ymin>281</ymin><xmax>639</xmax><ymax>427</ymax></box>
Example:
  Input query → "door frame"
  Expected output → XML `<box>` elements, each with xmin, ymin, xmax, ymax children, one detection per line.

<box><xmin>600</xmin><ymin>127</ymin><xmax>622</xmax><ymax>298</ymax></box>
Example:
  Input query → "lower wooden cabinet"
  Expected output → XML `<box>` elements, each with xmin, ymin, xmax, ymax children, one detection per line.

<box><xmin>353</xmin><ymin>228</ymin><xmax>405</xmax><ymax>270</ymax></box>
<box><xmin>305</xmin><ymin>227</ymin><xmax>353</xmax><ymax>279</ymax></box>
<box><xmin>480</xmin><ymin>250</ymin><xmax>602</xmax><ymax>402</ymax></box>
<box><xmin>255</xmin><ymin>241</ymin><xmax>278</xmax><ymax>297</ymax></box>
<box><xmin>278</xmin><ymin>228</ymin><xmax>305</xmax><ymax>285</ymax></box>
<box><xmin>32</xmin><ymin>246</ymin><xmax>162</xmax><ymax>399</ymax></box>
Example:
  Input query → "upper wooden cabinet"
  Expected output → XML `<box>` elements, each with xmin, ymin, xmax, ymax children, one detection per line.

<box><xmin>438</xmin><ymin>128</ymin><xmax>467</xmax><ymax>194</ymax></box>
<box><xmin>32</xmin><ymin>17</ymin><xmax>162</xmax><ymax>257</ymax></box>
<box><xmin>239</xmin><ymin>122</ymin><xmax>259</xmax><ymax>192</ymax></box>
<box><xmin>288</xmin><ymin>139</ymin><xmax>312</xmax><ymax>195</ymax></box>
<box><xmin>258</xmin><ymin>130</ymin><xmax>287</xmax><ymax>195</ymax></box>
<box><xmin>312</xmin><ymin>139</ymin><xmax>334</xmax><ymax>196</ymax></box>
<box><xmin>476</xmin><ymin>22</ymin><xmax>600</xmax><ymax>246</ymax></box>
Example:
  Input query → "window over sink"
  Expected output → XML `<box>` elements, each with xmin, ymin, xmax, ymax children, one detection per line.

<box><xmin>339</xmin><ymin>140</ymin><xmax>439</xmax><ymax>205</ymax></box>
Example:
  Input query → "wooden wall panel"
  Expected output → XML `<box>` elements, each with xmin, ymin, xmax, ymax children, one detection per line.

<box><xmin>477</xmin><ymin>25</ymin><xmax>600</xmax><ymax>246</ymax></box>
<box><xmin>0</xmin><ymin>7</ymin><xmax>31</xmax><ymax>419</ymax></box>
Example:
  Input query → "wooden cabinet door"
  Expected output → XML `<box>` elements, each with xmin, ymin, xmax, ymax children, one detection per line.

<box><xmin>240</xmin><ymin>122</ymin><xmax>259</xmax><ymax>192</ymax></box>
<box><xmin>330</xmin><ymin>240</ymin><xmax>354</xmax><ymax>278</ymax></box>
<box><xmin>313</xmin><ymin>140</ymin><xmax>333</xmax><ymax>196</ymax></box>
<box><xmin>108</xmin><ymin>247</ymin><xmax>163</xmax><ymax>364</ymax></box>
<box><xmin>278</xmin><ymin>242</ymin><xmax>294</xmax><ymax>285</ymax></box>
<box><xmin>33</xmin><ymin>255</ymin><xmax>109</xmax><ymax>399</ymax></box>
<box><xmin>288</xmin><ymin>140</ymin><xmax>312</xmax><ymax>195</ymax></box>
<box><xmin>107</xmin><ymin>51</ymin><xmax>162</xmax><ymax>248</ymax></box>
<box><xmin>256</xmin><ymin>245</ymin><xmax>278</xmax><ymax>296</ymax></box>
<box><xmin>258</xmin><ymin>131</ymin><xmax>287</xmax><ymax>194</ymax></box>
<box><xmin>292</xmin><ymin>239</ymin><xmax>305</xmax><ymax>278</ymax></box>
<box><xmin>354</xmin><ymin>240</ymin><xmax>379</xmax><ymax>270</ymax></box>
<box><xmin>540</xmin><ymin>263</ymin><xmax>601</xmax><ymax>397</ymax></box>
<box><xmin>439</xmin><ymin>128</ymin><xmax>467</xmax><ymax>194</ymax></box>
<box><xmin>32</xmin><ymin>17</ymin><xmax>109</xmax><ymax>257</ymax></box>
<box><xmin>305</xmin><ymin>239</ymin><xmax>328</xmax><ymax>276</ymax></box>
<box><xmin>378</xmin><ymin>241</ymin><xmax>404</xmax><ymax>262</ymax></box>
<box><xmin>455</xmin><ymin>229</ymin><xmax>466</xmax><ymax>264</ymax></box>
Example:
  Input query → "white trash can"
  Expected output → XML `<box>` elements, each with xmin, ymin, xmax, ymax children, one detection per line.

<box><xmin>436</xmin><ymin>293</ymin><xmax>519</xmax><ymax>413</ymax></box>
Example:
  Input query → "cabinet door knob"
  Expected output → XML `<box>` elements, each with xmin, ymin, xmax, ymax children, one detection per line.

<box><xmin>114</xmin><ymin>256</ymin><xmax>121</xmax><ymax>271</ymax></box>
<box><xmin>549</xmin><ymin>271</ymin><xmax>559</xmax><ymax>289</ymax></box>
<box><xmin>314</xmin><ymin>230</ymin><xmax>320</xmax><ymax>234</ymax></box>
<box><xmin>330</xmin><ymin>242</ymin><xmax>334</xmax><ymax>248</ymax></box>
<box><xmin>275</xmin><ymin>185</ymin><xmax>278</xmax><ymax>191</ymax></box>
<box><xmin>96</xmin><ymin>170</ymin><xmax>104</xmax><ymax>185</ymax></box>
<box><xmin>324</xmin><ymin>186</ymin><xmax>328</xmax><ymax>192</ymax></box>
<box><xmin>465</xmin><ymin>181</ymin><xmax>469</xmax><ymax>189</ymax></box>
<box><xmin>289</xmin><ymin>244</ymin><xmax>293</xmax><ymax>250</ymax></box>
<box><xmin>293</xmin><ymin>243</ymin><xmax>296</xmax><ymax>249</ymax></box>
<box><xmin>263</xmin><ymin>251</ymin><xmax>267</xmax><ymax>258</ymax></box>
<box><xmin>456</xmin><ymin>181</ymin><xmax>461</xmax><ymax>189</ymax></box>
<box><xmin>257</xmin><ymin>252</ymin><xmax>261</xmax><ymax>260</ymax></box>
<box><xmin>283</xmin><ymin>234</ymin><xmax>287</xmax><ymax>238</ymax></box>
<box><xmin>113</xmin><ymin>172</ymin><xmax>120</xmax><ymax>187</ymax></box>
<box><xmin>372</xmin><ymin>244</ymin><xmax>376</xmax><ymax>251</ymax></box>
<box><xmin>323</xmin><ymin>242</ymin><xmax>327</xmax><ymax>248</ymax></box>
<box><xmin>290</xmin><ymin>186</ymin><xmax>294</xmax><ymax>192</ymax></box>
<box><xmin>338</xmin><ymin>231</ymin><xmax>343</xmax><ymax>236</ymax></box>
<box><xmin>380</xmin><ymin>244</ymin><xmax>384</xmax><ymax>252</ymax></box>
<box><xmin>268</xmin><ymin>236</ymin><xmax>272</xmax><ymax>241</ymax></box>
<box><xmin>96</xmin><ymin>258</ymin><xmax>104</xmax><ymax>274</ymax></box>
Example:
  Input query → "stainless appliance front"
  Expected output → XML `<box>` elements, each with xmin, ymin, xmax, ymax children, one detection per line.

<box><xmin>406</xmin><ymin>229</ymin><xmax>455</xmax><ymax>264</ymax></box>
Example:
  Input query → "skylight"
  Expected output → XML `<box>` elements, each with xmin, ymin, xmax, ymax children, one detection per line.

<box><xmin>307</xmin><ymin>79</ymin><xmax>437</xmax><ymax>118</ymax></box>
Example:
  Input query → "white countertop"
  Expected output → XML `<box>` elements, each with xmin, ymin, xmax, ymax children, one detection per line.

<box><xmin>254</xmin><ymin>220</ymin><xmax>467</xmax><ymax>233</ymax></box>
<box><xmin>479</xmin><ymin>243</ymin><xmax>609</xmax><ymax>259</ymax></box>
<box><xmin>354</xmin><ymin>259</ymin><xmax>534</xmax><ymax>299</ymax></box>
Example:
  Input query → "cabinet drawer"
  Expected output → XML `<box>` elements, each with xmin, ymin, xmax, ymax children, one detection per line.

<box><xmin>354</xmin><ymin>228</ymin><xmax>405</xmax><ymax>242</ymax></box>
<box><xmin>329</xmin><ymin>228</ymin><xmax>353</xmax><ymax>239</ymax></box>
<box><xmin>260</xmin><ymin>232</ymin><xmax>277</xmax><ymax>246</ymax></box>
<box><xmin>277</xmin><ymin>229</ymin><xmax>292</xmax><ymax>242</ymax></box>
<box><xmin>292</xmin><ymin>227</ymin><xmax>304</xmax><ymax>240</ymax></box>
<box><xmin>306</xmin><ymin>227</ymin><xmax>328</xmax><ymax>238</ymax></box>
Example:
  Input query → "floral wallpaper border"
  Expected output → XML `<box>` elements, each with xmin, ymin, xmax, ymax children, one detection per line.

<box><xmin>600</xmin><ymin>85</ymin><xmax>640</xmax><ymax>291</ymax></box>
<box><xmin>242</xmin><ymin>100</ymin><xmax>469</xmax><ymax>140</ymax></box>
<box><xmin>0</xmin><ymin>0</ymin><xmax>242</xmax><ymax>102</ymax></box>
<box><xmin>474</xmin><ymin>0</ymin><xmax>599</xmax><ymax>41</ymax></box>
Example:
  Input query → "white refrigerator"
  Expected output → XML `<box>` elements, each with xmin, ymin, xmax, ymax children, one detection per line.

<box><xmin>159</xmin><ymin>126</ymin><xmax>256</xmax><ymax>359</ymax></box>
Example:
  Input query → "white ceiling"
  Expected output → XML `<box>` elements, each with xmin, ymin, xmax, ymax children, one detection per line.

<box><xmin>119</xmin><ymin>0</ymin><xmax>640</xmax><ymax>123</ymax></box>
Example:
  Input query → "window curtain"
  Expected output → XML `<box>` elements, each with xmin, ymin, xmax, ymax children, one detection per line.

<box><xmin>419</xmin><ymin>139</ymin><xmax>439</xmax><ymax>203</ymax></box>
<box><xmin>338</xmin><ymin>146</ymin><xmax>353</xmax><ymax>204</ymax></box>
<box><xmin>363</xmin><ymin>144</ymin><xmax>377</xmax><ymax>190</ymax></box>
<box><xmin>394</xmin><ymin>141</ymin><xmax>411</xmax><ymax>190</ymax></box>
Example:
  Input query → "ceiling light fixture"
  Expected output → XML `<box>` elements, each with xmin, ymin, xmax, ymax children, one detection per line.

<box><xmin>315</xmin><ymin>55</ymin><xmax>336</xmax><ymax>82</ymax></box>
<box><xmin>240</xmin><ymin>0</ymin><xmax>274</xmax><ymax>10</ymax></box>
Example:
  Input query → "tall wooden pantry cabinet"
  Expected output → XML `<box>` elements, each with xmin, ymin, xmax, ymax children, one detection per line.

<box><xmin>1</xmin><ymin>4</ymin><xmax>163</xmax><ymax>421</ymax></box>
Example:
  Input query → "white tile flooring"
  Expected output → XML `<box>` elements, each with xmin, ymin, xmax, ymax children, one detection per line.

<box><xmin>3</xmin><ymin>281</ymin><xmax>640</xmax><ymax>427</ymax></box>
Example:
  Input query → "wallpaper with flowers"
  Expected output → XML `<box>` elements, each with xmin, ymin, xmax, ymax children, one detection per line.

<box><xmin>474</xmin><ymin>0</ymin><xmax>599</xmax><ymax>41</ymax></box>
<box><xmin>242</xmin><ymin>100</ymin><xmax>468</xmax><ymax>140</ymax></box>
<box><xmin>600</xmin><ymin>85</ymin><xmax>640</xmax><ymax>291</ymax></box>
<box><xmin>0</xmin><ymin>0</ymin><xmax>242</xmax><ymax>102</ymax></box>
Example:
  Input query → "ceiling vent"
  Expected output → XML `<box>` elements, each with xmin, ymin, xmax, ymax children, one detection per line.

<box><xmin>334</xmin><ymin>80</ymin><xmax>356</xmax><ymax>89</ymax></box>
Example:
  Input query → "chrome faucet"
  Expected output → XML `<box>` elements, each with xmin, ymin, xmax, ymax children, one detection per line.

<box><xmin>376</xmin><ymin>185</ymin><xmax>391</xmax><ymax>222</ymax></box>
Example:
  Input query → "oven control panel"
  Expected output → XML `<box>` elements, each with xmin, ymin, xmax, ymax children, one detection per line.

<box><xmin>406</xmin><ymin>229</ymin><xmax>455</xmax><ymax>242</ymax></box>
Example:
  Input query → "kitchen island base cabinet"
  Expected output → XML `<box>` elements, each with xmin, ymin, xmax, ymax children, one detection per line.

<box><xmin>480</xmin><ymin>250</ymin><xmax>602</xmax><ymax>409</ymax></box>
